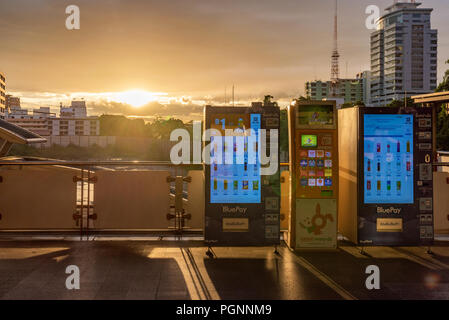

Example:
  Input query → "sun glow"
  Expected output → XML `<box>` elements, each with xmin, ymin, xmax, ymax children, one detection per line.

<box><xmin>109</xmin><ymin>90</ymin><xmax>167</xmax><ymax>107</ymax></box>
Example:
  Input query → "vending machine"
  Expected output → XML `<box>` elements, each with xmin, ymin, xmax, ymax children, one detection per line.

<box><xmin>204</xmin><ymin>104</ymin><xmax>280</xmax><ymax>246</ymax></box>
<box><xmin>287</xmin><ymin>100</ymin><xmax>338</xmax><ymax>249</ymax></box>
<box><xmin>338</xmin><ymin>106</ymin><xmax>434</xmax><ymax>246</ymax></box>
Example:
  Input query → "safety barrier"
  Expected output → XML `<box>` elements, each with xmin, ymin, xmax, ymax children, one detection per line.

<box><xmin>0</xmin><ymin>160</ymin><xmax>203</xmax><ymax>237</ymax></box>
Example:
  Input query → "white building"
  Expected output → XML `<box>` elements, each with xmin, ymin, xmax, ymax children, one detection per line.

<box><xmin>60</xmin><ymin>100</ymin><xmax>88</xmax><ymax>118</ymax></box>
<box><xmin>6</xmin><ymin>99</ymin><xmax>100</xmax><ymax>137</ymax></box>
<box><xmin>49</xmin><ymin>118</ymin><xmax>99</xmax><ymax>136</ymax></box>
<box><xmin>6</xmin><ymin>105</ymin><xmax>52</xmax><ymax>136</ymax></box>
<box><xmin>50</xmin><ymin>100</ymin><xmax>99</xmax><ymax>136</ymax></box>
<box><xmin>370</xmin><ymin>1</ymin><xmax>438</xmax><ymax>106</ymax></box>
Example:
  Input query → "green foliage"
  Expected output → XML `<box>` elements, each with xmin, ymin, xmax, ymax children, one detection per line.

<box><xmin>99</xmin><ymin>114</ymin><xmax>187</xmax><ymax>139</ymax></box>
<box><xmin>99</xmin><ymin>115</ymin><xmax>148</xmax><ymax>137</ymax></box>
<box><xmin>435</xmin><ymin>59</ymin><xmax>449</xmax><ymax>150</ymax></box>
<box><xmin>385</xmin><ymin>97</ymin><xmax>416</xmax><ymax>108</ymax></box>
<box><xmin>279</xmin><ymin>109</ymin><xmax>288</xmax><ymax>157</ymax></box>
<box><xmin>436</xmin><ymin>105</ymin><xmax>449</xmax><ymax>151</ymax></box>
<box><xmin>9</xmin><ymin>141</ymin><xmax>171</xmax><ymax>161</ymax></box>
<box><xmin>436</xmin><ymin>59</ymin><xmax>449</xmax><ymax>92</ymax></box>
<box><xmin>341</xmin><ymin>102</ymin><xmax>354</xmax><ymax>109</ymax></box>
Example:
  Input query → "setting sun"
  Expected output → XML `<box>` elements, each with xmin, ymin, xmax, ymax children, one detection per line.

<box><xmin>109</xmin><ymin>90</ymin><xmax>166</xmax><ymax>107</ymax></box>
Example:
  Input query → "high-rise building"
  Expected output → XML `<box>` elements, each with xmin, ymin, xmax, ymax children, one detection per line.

<box><xmin>0</xmin><ymin>72</ymin><xmax>5</xmax><ymax>119</ymax></box>
<box><xmin>370</xmin><ymin>1</ymin><xmax>438</xmax><ymax>106</ymax></box>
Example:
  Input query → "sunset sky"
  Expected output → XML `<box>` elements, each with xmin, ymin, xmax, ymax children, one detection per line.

<box><xmin>1</xmin><ymin>0</ymin><xmax>448</xmax><ymax>120</ymax></box>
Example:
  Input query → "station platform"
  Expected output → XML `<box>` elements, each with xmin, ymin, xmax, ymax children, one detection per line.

<box><xmin>1</xmin><ymin>238</ymin><xmax>449</xmax><ymax>300</ymax></box>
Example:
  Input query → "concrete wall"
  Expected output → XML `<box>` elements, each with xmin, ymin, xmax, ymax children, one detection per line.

<box><xmin>434</xmin><ymin>172</ymin><xmax>449</xmax><ymax>233</ymax></box>
<box><xmin>37</xmin><ymin>136</ymin><xmax>116</xmax><ymax>148</ymax></box>
<box><xmin>280</xmin><ymin>170</ymin><xmax>290</xmax><ymax>231</ymax></box>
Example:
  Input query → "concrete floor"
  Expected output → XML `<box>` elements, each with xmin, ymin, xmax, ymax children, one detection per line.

<box><xmin>1</xmin><ymin>239</ymin><xmax>449</xmax><ymax>300</ymax></box>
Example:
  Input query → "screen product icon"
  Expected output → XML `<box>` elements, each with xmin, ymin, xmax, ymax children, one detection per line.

<box><xmin>300</xmin><ymin>159</ymin><xmax>308</xmax><ymax>167</ymax></box>
<box><xmin>301</xmin><ymin>135</ymin><xmax>318</xmax><ymax>147</ymax></box>
<box><xmin>308</xmin><ymin>150</ymin><xmax>316</xmax><ymax>158</ymax></box>
<box><xmin>253</xmin><ymin>181</ymin><xmax>259</xmax><ymax>191</ymax></box>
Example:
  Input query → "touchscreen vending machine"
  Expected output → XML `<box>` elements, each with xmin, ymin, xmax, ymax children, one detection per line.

<box><xmin>288</xmin><ymin>100</ymin><xmax>338</xmax><ymax>249</ymax></box>
<box><xmin>338</xmin><ymin>106</ymin><xmax>434</xmax><ymax>246</ymax></box>
<box><xmin>204</xmin><ymin>104</ymin><xmax>280</xmax><ymax>245</ymax></box>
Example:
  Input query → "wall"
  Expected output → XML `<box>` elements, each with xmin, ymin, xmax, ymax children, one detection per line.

<box><xmin>434</xmin><ymin>172</ymin><xmax>449</xmax><ymax>233</ymax></box>
<box><xmin>35</xmin><ymin>135</ymin><xmax>116</xmax><ymax>148</ymax></box>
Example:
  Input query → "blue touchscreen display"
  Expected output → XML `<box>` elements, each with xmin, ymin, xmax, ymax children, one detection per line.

<box><xmin>363</xmin><ymin>114</ymin><xmax>413</xmax><ymax>204</ymax></box>
<box><xmin>210</xmin><ymin>114</ymin><xmax>261</xmax><ymax>203</ymax></box>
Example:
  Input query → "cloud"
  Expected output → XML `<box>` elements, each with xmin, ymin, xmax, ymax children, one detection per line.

<box><xmin>88</xmin><ymin>99</ymin><xmax>205</xmax><ymax>122</ymax></box>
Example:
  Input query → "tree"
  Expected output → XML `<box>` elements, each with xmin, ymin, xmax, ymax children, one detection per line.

<box><xmin>386</xmin><ymin>97</ymin><xmax>415</xmax><ymax>108</ymax></box>
<box><xmin>435</xmin><ymin>59</ymin><xmax>449</xmax><ymax>150</ymax></box>
<box><xmin>436</xmin><ymin>105</ymin><xmax>449</xmax><ymax>150</ymax></box>
<box><xmin>436</xmin><ymin>59</ymin><xmax>449</xmax><ymax>92</ymax></box>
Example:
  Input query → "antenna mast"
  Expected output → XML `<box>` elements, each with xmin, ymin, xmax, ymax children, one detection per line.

<box><xmin>330</xmin><ymin>0</ymin><xmax>340</xmax><ymax>97</ymax></box>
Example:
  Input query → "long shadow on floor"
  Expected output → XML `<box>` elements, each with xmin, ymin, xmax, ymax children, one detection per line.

<box><xmin>0</xmin><ymin>241</ymin><xmax>190</xmax><ymax>300</ymax></box>
<box><xmin>299</xmin><ymin>246</ymin><xmax>449</xmax><ymax>300</ymax></box>
<box><xmin>203</xmin><ymin>256</ymin><xmax>343</xmax><ymax>300</ymax></box>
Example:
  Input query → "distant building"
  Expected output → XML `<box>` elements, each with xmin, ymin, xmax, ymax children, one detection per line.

<box><xmin>305</xmin><ymin>78</ymin><xmax>364</xmax><ymax>105</ymax></box>
<box><xmin>51</xmin><ymin>100</ymin><xmax>99</xmax><ymax>136</ymax></box>
<box><xmin>0</xmin><ymin>72</ymin><xmax>6</xmax><ymax>119</ymax></box>
<box><xmin>6</xmin><ymin>95</ymin><xmax>21</xmax><ymax>110</ymax></box>
<box><xmin>370</xmin><ymin>1</ymin><xmax>438</xmax><ymax>106</ymax></box>
<box><xmin>49</xmin><ymin>118</ymin><xmax>99</xmax><ymax>136</ymax></box>
<box><xmin>356</xmin><ymin>71</ymin><xmax>372</xmax><ymax>105</ymax></box>
<box><xmin>60</xmin><ymin>100</ymin><xmax>88</xmax><ymax>118</ymax></box>
<box><xmin>6</xmin><ymin>99</ymin><xmax>100</xmax><ymax>137</ymax></box>
<box><xmin>6</xmin><ymin>106</ymin><xmax>53</xmax><ymax>136</ymax></box>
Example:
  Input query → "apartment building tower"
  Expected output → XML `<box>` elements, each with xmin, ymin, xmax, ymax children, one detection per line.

<box><xmin>370</xmin><ymin>1</ymin><xmax>438</xmax><ymax>106</ymax></box>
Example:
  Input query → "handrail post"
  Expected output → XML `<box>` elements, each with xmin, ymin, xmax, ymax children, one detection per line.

<box><xmin>80</xmin><ymin>167</ymin><xmax>84</xmax><ymax>240</ymax></box>
<box><xmin>87</xmin><ymin>167</ymin><xmax>90</xmax><ymax>240</ymax></box>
